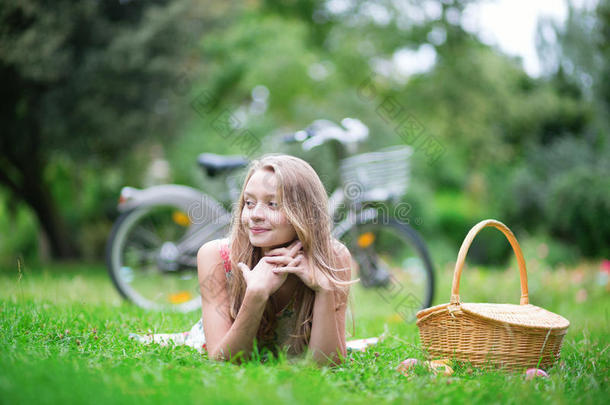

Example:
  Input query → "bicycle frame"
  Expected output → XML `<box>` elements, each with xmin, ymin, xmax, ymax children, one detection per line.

<box><xmin>328</xmin><ymin>187</ymin><xmax>381</xmax><ymax>241</ymax></box>
<box><xmin>117</xmin><ymin>184</ymin><xmax>232</xmax><ymax>266</ymax></box>
<box><xmin>107</xmin><ymin>118</ymin><xmax>435</xmax><ymax>311</ymax></box>
<box><xmin>117</xmin><ymin>179</ymin><xmax>381</xmax><ymax>258</ymax></box>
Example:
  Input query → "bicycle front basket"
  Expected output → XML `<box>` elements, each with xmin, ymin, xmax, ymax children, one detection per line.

<box><xmin>339</xmin><ymin>145</ymin><xmax>412</xmax><ymax>203</ymax></box>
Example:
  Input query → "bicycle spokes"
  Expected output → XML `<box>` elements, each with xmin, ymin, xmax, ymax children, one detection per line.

<box><xmin>343</xmin><ymin>220</ymin><xmax>434</xmax><ymax>327</ymax></box>
<box><xmin>110</xmin><ymin>205</ymin><xmax>203</xmax><ymax>311</ymax></box>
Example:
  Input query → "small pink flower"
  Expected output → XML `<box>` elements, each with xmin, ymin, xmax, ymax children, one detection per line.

<box><xmin>525</xmin><ymin>368</ymin><xmax>549</xmax><ymax>380</ymax></box>
<box><xmin>601</xmin><ymin>260</ymin><xmax>610</xmax><ymax>274</ymax></box>
<box><xmin>396</xmin><ymin>358</ymin><xmax>419</xmax><ymax>376</ymax></box>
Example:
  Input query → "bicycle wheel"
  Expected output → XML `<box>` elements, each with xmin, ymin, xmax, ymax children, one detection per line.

<box><xmin>340</xmin><ymin>217</ymin><xmax>435</xmax><ymax>322</ymax></box>
<box><xmin>105</xmin><ymin>202</ymin><xmax>231</xmax><ymax>311</ymax></box>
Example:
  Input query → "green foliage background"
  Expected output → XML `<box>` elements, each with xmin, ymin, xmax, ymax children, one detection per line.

<box><xmin>1</xmin><ymin>0</ymin><xmax>608</xmax><ymax>268</ymax></box>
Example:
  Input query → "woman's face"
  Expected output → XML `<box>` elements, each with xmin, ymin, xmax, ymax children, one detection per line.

<box><xmin>241</xmin><ymin>169</ymin><xmax>297</xmax><ymax>250</ymax></box>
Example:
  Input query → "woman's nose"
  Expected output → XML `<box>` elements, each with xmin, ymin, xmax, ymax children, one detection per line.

<box><xmin>251</xmin><ymin>203</ymin><xmax>265</xmax><ymax>220</ymax></box>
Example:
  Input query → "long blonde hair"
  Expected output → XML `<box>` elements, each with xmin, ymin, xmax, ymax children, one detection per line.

<box><xmin>226</xmin><ymin>154</ymin><xmax>355</xmax><ymax>355</ymax></box>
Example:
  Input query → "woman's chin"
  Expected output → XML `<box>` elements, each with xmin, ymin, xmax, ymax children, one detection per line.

<box><xmin>248</xmin><ymin>235</ymin><xmax>272</xmax><ymax>247</ymax></box>
<box><xmin>249</xmin><ymin>235</ymin><xmax>294</xmax><ymax>249</ymax></box>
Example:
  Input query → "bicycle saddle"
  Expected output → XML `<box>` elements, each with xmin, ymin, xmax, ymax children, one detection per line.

<box><xmin>197</xmin><ymin>153</ymin><xmax>249</xmax><ymax>177</ymax></box>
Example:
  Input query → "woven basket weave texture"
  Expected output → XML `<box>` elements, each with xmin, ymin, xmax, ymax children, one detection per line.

<box><xmin>416</xmin><ymin>219</ymin><xmax>570</xmax><ymax>371</ymax></box>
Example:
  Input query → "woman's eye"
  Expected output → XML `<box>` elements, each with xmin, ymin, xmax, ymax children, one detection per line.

<box><xmin>269</xmin><ymin>201</ymin><xmax>278</xmax><ymax>208</ymax></box>
<box><xmin>245</xmin><ymin>201</ymin><xmax>254</xmax><ymax>207</ymax></box>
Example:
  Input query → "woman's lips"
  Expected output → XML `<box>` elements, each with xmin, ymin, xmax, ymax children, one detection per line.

<box><xmin>250</xmin><ymin>227</ymin><xmax>270</xmax><ymax>234</ymax></box>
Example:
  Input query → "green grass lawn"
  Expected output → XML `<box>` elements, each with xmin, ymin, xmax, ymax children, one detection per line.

<box><xmin>1</xmin><ymin>250</ymin><xmax>609</xmax><ymax>404</ymax></box>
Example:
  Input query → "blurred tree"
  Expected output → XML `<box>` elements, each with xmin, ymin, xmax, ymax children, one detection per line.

<box><xmin>0</xmin><ymin>0</ymin><xmax>208</xmax><ymax>259</ymax></box>
<box><xmin>261</xmin><ymin>0</ymin><xmax>335</xmax><ymax>46</ymax></box>
<box><xmin>537</xmin><ymin>0</ymin><xmax>609</xmax><ymax>136</ymax></box>
<box><xmin>485</xmin><ymin>0</ymin><xmax>610</xmax><ymax>258</ymax></box>
<box><xmin>2</xmin><ymin>0</ymin><xmax>605</xmax><ymax>262</ymax></box>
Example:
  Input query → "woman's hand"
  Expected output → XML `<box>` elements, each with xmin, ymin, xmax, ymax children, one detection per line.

<box><xmin>263</xmin><ymin>240</ymin><xmax>302</xmax><ymax>265</ymax></box>
<box><xmin>237</xmin><ymin>240</ymin><xmax>303</xmax><ymax>299</ymax></box>
<box><xmin>268</xmin><ymin>248</ymin><xmax>332</xmax><ymax>293</ymax></box>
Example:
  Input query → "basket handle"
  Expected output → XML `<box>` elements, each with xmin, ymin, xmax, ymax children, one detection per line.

<box><xmin>450</xmin><ymin>219</ymin><xmax>529</xmax><ymax>305</ymax></box>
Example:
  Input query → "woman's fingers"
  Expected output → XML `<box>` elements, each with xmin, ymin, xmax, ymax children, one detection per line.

<box><xmin>288</xmin><ymin>240</ymin><xmax>302</xmax><ymax>256</ymax></box>
<box><xmin>266</xmin><ymin>240</ymin><xmax>302</xmax><ymax>257</ymax></box>
<box><xmin>266</xmin><ymin>240</ymin><xmax>299</xmax><ymax>256</ymax></box>
<box><xmin>264</xmin><ymin>247</ymin><xmax>288</xmax><ymax>257</ymax></box>
<box><xmin>266</xmin><ymin>254</ymin><xmax>302</xmax><ymax>266</ymax></box>
<box><xmin>288</xmin><ymin>254</ymin><xmax>303</xmax><ymax>266</ymax></box>
<box><xmin>265</xmin><ymin>255</ymin><xmax>293</xmax><ymax>264</ymax></box>
<box><xmin>272</xmin><ymin>266</ymin><xmax>303</xmax><ymax>275</ymax></box>
<box><xmin>237</xmin><ymin>262</ymin><xmax>250</xmax><ymax>277</ymax></box>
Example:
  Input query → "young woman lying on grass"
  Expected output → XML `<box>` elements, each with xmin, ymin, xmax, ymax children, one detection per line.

<box><xmin>197</xmin><ymin>154</ymin><xmax>355</xmax><ymax>366</ymax></box>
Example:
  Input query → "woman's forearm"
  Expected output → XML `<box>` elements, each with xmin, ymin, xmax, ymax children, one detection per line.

<box><xmin>308</xmin><ymin>289</ymin><xmax>346</xmax><ymax>366</ymax></box>
<box><xmin>209</xmin><ymin>288</ymin><xmax>268</xmax><ymax>362</ymax></box>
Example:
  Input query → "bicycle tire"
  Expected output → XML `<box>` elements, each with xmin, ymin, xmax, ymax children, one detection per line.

<box><xmin>339</xmin><ymin>217</ymin><xmax>435</xmax><ymax>320</ymax></box>
<box><xmin>106</xmin><ymin>201</ymin><xmax>231</xmax><ymax>312</ymax></box>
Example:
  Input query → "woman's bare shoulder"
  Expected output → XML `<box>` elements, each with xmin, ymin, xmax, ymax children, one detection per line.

<box><xmin>331</xmin><ymin>238</ymin><xmax>350</xmax><ymax>258</ymax></box>
<box><xmin>331</xmin><ymin>238</ymin><xmax>352</xmax><ymax>273</ymax></box>
<box><xmin>197</xmin><ymin>238</ymin><xmax>230</xmax><ymax>275</ymax></box>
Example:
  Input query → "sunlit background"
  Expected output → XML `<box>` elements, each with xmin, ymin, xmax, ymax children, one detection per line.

<box><xmin>2</xmin><ymin>0</ymin><xmax>607</xmax><ymax>270</ymax></box>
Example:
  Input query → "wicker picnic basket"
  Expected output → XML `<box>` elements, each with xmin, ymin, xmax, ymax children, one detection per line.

<box><xmin>416</xmin><ymin>219</ymin><xmax>570</xmax><ymax>371</ymax></box>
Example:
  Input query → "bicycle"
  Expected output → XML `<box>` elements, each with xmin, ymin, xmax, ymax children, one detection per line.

<box><xmin>106</xmin><ymin>118</ymin><xmax>435</xmax><ymax>316</ymax></box>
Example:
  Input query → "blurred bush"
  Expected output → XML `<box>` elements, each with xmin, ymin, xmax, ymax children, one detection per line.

<box><xmin>433</xmin><ymin>190</ymin><xmax>511</xmax><ymax>266</ymax></box>
<box><xmin>0</xmin><ymin>191</ymin><xmax>39</xmax><ymax>269</ymax></box>
<box><xmin>548</xmin><ymin>166</ymin><xmax>610</xmax><ymax>257</ymax></box>
<box><xmin>500</xmin><ymin>136</ymin><xmax>609</xmax><ymax>259</ymax></box>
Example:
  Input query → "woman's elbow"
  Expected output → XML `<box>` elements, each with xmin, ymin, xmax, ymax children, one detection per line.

<box><xmin>207</xmin><ymin>348</ymin><xmax>222</xmax><ymax>362</ymax></box>
<box><xmin>311</xmin><ymin>348</ymin><xmax>347</xmax><ymax>367</ymax></box>
<box><xmin>332</xmin><ymin>348</ymin><xmax>348</xmax><ymax>366</ymax></box>
<box><xmin>207</xmin><ymin>344</ymin><xmax>227</xmax><ymax>362</ymax></box>
<box><xmin>207</xmin><ymin>347</ymin><xmax>245</xmax><ymax>364</ymax></box>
